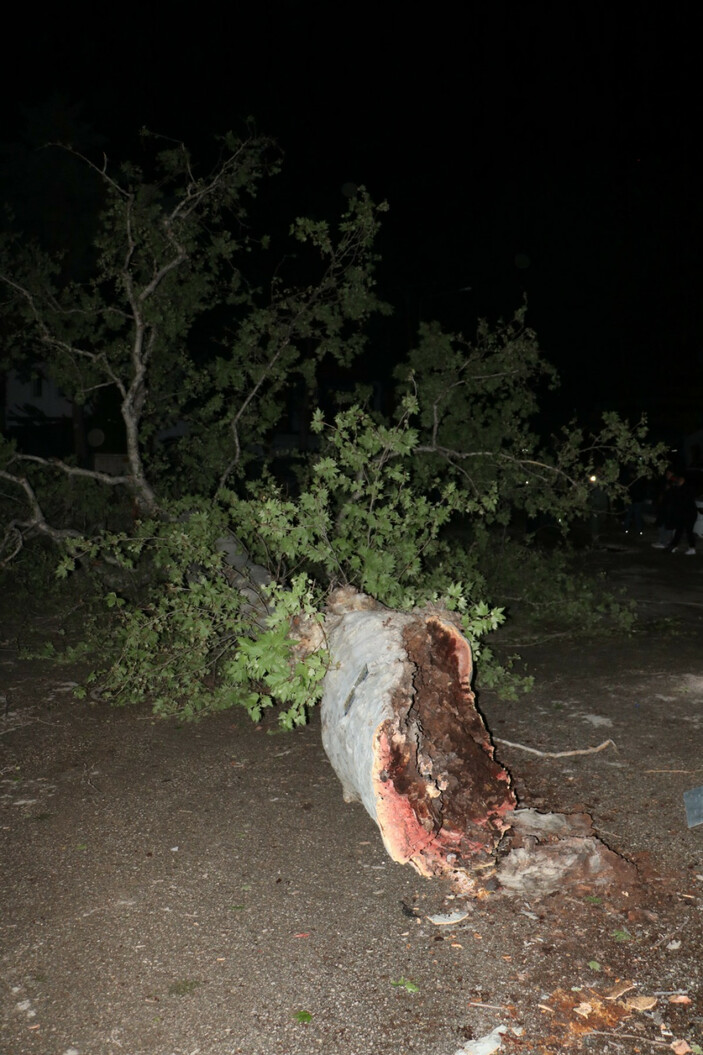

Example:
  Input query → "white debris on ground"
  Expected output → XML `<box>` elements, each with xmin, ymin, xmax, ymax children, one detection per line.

<box><xmin>427</xmin><ymin>909</ymin><xmax>470</xmax><ymax>926</ymax></box>
<box><xmin>452</xmin><ymin>1024</ymin><xmax>524</xmax><ymax>1055</ymax></box>
<box><xmin>579</xmin><ymin>713</ymin><xmax>614</xmax><ymax>727</ymax></box>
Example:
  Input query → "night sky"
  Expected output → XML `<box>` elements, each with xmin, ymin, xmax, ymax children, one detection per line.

<box><xmin>2</xmin><ymin>5</ymin><xmax>702</xmax><ymax>441</ymax></box>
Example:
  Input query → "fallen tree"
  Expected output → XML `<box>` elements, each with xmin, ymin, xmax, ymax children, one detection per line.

<box><xmin>321</xmin><ymin>590</ymin><xmax>515</xmax><ymax>880</ymax></box>
<box><xmin>1</xmin><ymin>129</ymin><xmax>660</xmax><ymax>895</ymax></box>
<box><xmin>319</xmin><ymin>587</ymin><xmax>634</xmax><ymax>898</ymax></box>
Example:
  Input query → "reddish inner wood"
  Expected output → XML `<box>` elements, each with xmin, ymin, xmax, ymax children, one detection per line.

<box><xmin>377</xmin><ymin>617</ymin><xmax>515</xmax><ymax>874</ymax></box>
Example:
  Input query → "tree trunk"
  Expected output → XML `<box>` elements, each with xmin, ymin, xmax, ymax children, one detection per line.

<box><xmin>320</xmin><ymin>592</ymin><xmax>515</xmax><ymax>890</ymax></box>
<box><xmin>320</xmin><ymin>589</ymin><xmax>635</xmax><ymax>898</ymax></box>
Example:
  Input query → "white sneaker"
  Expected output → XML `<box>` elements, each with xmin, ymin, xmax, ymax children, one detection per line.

<box><xmin>685</xmin><ymin>547</ymin><xmax>696</xmax><ymax>555</ymax></box>
<box><xmin>651</xmin><ymin>543</ymin><xmax>667</xmax><ymax>549</ymax></box>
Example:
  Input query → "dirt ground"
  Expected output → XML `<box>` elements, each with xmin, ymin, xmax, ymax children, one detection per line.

<box><xmin>1</xmin><ymin>534</ymin><xmax>702</xmax><ymax>1055</ymax></box>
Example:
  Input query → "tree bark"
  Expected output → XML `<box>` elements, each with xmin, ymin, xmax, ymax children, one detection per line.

<box><xmin>320</xmin><ymin>592</ymin><xmax>515</xmax><ymax>890</ymax></box>
<box><xmin>320</xmin><ymin>589</ymin><xmax>635</xmax><ymax>898</ymax></box>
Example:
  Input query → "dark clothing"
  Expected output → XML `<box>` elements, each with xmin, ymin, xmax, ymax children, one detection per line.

<box><xmin>627</xmin><ymin>475</ymin><xmax>649</xmax><ymax>504</ymax></box>
<box><xmin>623</xmin><ymin>471</ymin><xmax>648</xmax><ymax>533</ymax></box>
<box><xmin>667</xmin><ymin>479</ymin><xmax>698</xmax><ymax>551</ymax></box>
<box><xmin>623</xmin><ymin>500</ymin><xmax>645</xmax><ymax>533</ymax></box>
<box><xmin>656</xmin><ymin>482</ymin><xmax>676</xmax><ymax>530</ymax></box>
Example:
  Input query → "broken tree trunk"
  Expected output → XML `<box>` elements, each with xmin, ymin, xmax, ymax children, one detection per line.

<box><xmin>213</xmin><ymin>548</ymin><xmax>634</xmax><ymax>899</ymax></box>
<box><xmin>320</xmin><ymin>591</ymin><xmax>516</xmax><ymax>890</ymax></box>
<box><xmin>320</xmin><ymin>588</ymin><xmax>635</xmax><ymax>898</ymax></box>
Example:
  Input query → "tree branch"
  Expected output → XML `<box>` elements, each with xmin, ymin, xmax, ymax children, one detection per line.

<box><xmin>11</xmin><ymin>453</ymin><xmax>132</xmax><ymax>487</ymax></box>
<box><xmin>0</xmin><ymin>468</ymin><xmax>83</xmax><ymax>552</ymax></box>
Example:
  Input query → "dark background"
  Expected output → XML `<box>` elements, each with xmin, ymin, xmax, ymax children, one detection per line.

<box><xmin>2</xmin><ymin>3</ymin><xmax>702</xmax><ymax>445</ymax></box>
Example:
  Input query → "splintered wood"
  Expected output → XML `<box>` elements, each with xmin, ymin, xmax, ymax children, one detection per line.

<box><xmin>321</xmin><ymin>603</ymin><xmax>513</xmax><ymax>887</ymax></box>
<box><xmin>320</xmin><ymin>590</ymin><xmax>635</xmax><ymax>897</ymax></box>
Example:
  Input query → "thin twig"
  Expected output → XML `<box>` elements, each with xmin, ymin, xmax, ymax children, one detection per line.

<box><xmin>493</xmin><ymin>737</ymin><xmax>616</xmax><ymax>758</ymax></box>
<box><xmin>467</xmin><ymin>1001</ymin><xmax>510</xmax><ymax>1011</ymax></box>
<box><xmin>498</xmin><ymin>630</ymin><xmax>576</xmax><ymax>647</ymax></box>
<box><xmin>645</xmin><ymin>768</ymin><xmax>703</xmax><ymax>774</ymax></box>
<box><xmin>587</xmin><ymin>1031</ymin><xmax>669</xmax><ymax>1048</ymax></box>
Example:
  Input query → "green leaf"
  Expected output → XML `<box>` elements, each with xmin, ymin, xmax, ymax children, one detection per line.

<box><xmin>293</xmin><ymin>1010</ymin><xmax>313</xmax><ymax>1023</ymax></box>
<box><xmin>390</xmin><ymin>977</ymin><xmax>419</xmax><ymax>992</ymax></box>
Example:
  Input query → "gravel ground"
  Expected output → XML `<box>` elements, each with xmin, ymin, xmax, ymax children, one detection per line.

<box><xmin>1</xmin><ymin>534</ymin><xmax>702</xmax><ymax>1054</ymax></box>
